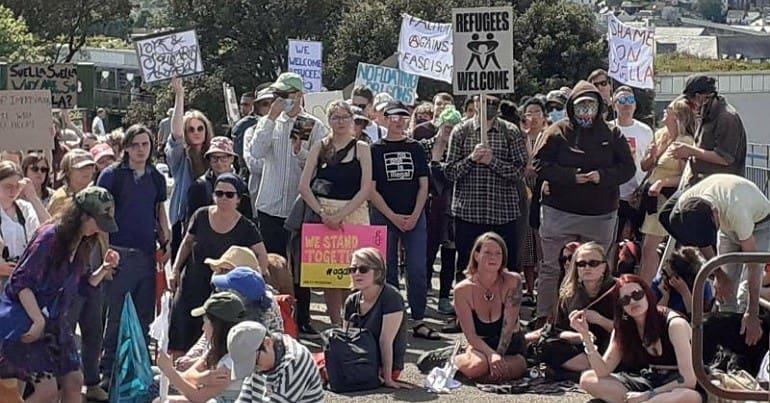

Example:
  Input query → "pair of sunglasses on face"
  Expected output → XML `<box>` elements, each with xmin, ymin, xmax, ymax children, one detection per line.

<box><xmin>619</xmin><ymin>289</ymin><xmax>645</xmax><ymax>306</ymax></box>
<box><xmin>616</xmin><ymin>95</ymin><xmax>636</xmax><ymax>105</ymax></box>
<box><xmin>575</xmin><ymin>259</ymin><xmax>605</xmax><ymax>268</ymax></box>
<box><xmin>346</xmin><ymin>265</ymin><xmax>376</xmax><ymax>274</ymax></box>
<box><xmin>214</xmin><ymin>190</ymin><xmax>237</xmax><ymax>199</ymax></box>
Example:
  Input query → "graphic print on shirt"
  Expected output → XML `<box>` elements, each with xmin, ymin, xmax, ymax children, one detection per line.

<box><xmin>384</xmin><ymin>151</ymin><xmax>414</xmax><ymax>181</ymax></box>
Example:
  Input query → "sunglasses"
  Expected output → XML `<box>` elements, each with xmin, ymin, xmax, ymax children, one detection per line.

<box><xmin>213</xmin><ymin>190</ymin><xmax>237</xmax><ymax>199</ymax></box>
<box><xmin>29</xmin><ymin>166</ymin><xmax>50</xmax><ymax>174</ymax></box>
<box><xmin>575</xmin><ymin>259</ymin><xmax>605</xmax><ymax>268</ymax></box>
<box><xmin>593</xmin><ymin>80</ymin><xmax>609</xmax><ymax>87</ymax></box>
<box><xmin>616</xmin><ymin>95</ymin><xmax>636</xmax><ymax>105</ymax></box>
<box><xmin>619</xmin><ymin>289</ymin><xmax>646</xmax><ymax>306</ymax></box>
<box><xmin>347</xmin><ymin>265</ymin><xmax>375</xmax><ymax>274</ymax></box>
<box><xmin>187</xmin><ymin>125</ymin><xmax>205</xmax><ymax>133</ymax></box>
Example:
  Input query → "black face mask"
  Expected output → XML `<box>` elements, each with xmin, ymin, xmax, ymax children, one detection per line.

<box><xmin>486</xmin><ymin>104</ymin><xmax>499</xmax><ymax>119</ymax></box>
<box><xmin>415</xmin><ymin>118</ymin><xmax>429</xmax><ymax>125</ymax></box>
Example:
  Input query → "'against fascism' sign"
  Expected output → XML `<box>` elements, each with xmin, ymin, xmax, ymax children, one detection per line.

<box><xmin>134</xmin><ymin>29</ymin><xmax>204</xmax><ymax>83</ymax></box>
<box><xmin>398</xmin><ymin>14</ymin><xmax>453</xmax><ymax>84</ymax></box>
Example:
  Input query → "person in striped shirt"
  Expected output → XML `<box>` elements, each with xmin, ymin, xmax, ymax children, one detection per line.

<box><xmin>228</xmin><ymin>321</ymin><xmax>324</xmax><ymax>403</ymax></box>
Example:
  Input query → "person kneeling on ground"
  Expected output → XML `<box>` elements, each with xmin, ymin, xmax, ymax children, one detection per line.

<box><xmin>228</xmin><ymin>321</ymin><xmax>324</xmax><ymax>402</ymax></box>
<box><xmin>574</xmin><ymin>274</ymin><xmax>702</xmax><ymax>403</ymax></box>
<box><xmin>155</xmin><ymin>291</ymin><xmax>246</xmax><ymax>403</ymax></box>
<box><xmin>344</xmin><ymin>247</ymin><xmax>410</xmax><ymax>389</ymax></box>
<box><xmin>453</xmin><ymin>232</ymin><xmax>527</xmax><ymax>383</ymax></box>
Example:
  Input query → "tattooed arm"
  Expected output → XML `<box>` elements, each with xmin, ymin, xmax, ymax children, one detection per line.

<box><xmin>496</xmin><ymin>272</ymin><xmax>523</xmax><ymax>355</ymax></box>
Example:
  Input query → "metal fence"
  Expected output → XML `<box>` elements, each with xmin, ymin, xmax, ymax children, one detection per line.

<box><xmin>747</xmin><ymin>143</ymin><xmax>770</xmax><ymax>196</ymax></box>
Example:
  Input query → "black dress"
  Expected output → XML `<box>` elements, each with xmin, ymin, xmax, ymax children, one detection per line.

<box><xmin>168</xmin><ymin>207</ymin><xmax>262</xmax><ymax>351</ymax></box>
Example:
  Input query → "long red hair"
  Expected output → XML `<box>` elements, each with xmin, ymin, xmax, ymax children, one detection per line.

<box><xmin>613</xmin><ymin>274</ymin><xmax>667</xmax><ymax>369</ymax></box>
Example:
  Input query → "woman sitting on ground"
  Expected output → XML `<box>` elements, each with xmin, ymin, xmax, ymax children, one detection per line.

<box><xmin>156</xmin><ymin>291</ymin><xmax>246</xmax><ymax>403</ymax></box>
<box><xmin>652</xmin><ymin>247</ymin><xmax>714</xmax><ymax>318</ymax></box>
<box><xmin>527</xmin><ymin>242</ymin><xmax>616</xmax><ymax>375</ymax></box>
<box><xmin>574</xmin><ymin>274</ymin><xmax>702</xmax><ymax>403</ymax></box>
<box><xmin>454</xmin><ymin>232</ymin><xmax>527</xmax><ymax>383</ymax></box>
<box><xmin>343</xmin><ymin>247</ymin><xmax>410</xmax><ymax>389</ymax></box>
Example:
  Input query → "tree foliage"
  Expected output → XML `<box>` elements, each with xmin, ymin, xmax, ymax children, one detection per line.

<box><xmin>0</xmin><ymin>5</ymin><xmax>43</xmax><ymax>62</ymax></box>
<box><xmin>696</xmin><ymin>0</ymin><xmax>726</xmax><ymax>22</ymax></box>
<box><xmin>4</xmin><ymin>0</ymin><xmax>131</xmax><ymax>62</ymax></box>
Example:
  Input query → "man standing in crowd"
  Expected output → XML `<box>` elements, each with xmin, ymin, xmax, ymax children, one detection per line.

<box><xmin>413</xmin><ymin>93</ymin><xmax>454</xmax><ymax>140</ymax></box>
<box><xmin>243</xmin><ymin>86</ymin><xmax>275</xmax><ymax>205</ymax></box>
<box><xmin>92</xmin><ymin>108</ymin><xmax>107</xmax><ymax>138</ymax></box>
<box><xmin>96</xmin><ymin>124</ymin><xmax>169</xmax><ymax>388</ymax></box>
<box><xmin>660</xmin><ymin>173</ymin><xmax>766</xmax><ymax>347</ymax></box>
<box><xmin>239</xmin><ymin>92</ymin><xmax>254</xmax><ymax>117</ymax></box>
<box><xmin>671</xmin><ymin>74</ymin><xmax>747</xmax><ymax>186</ymax></box>
<box><xmin>351</xmin><ymin>85</ymin><xmax>385</xmax><ymax>143</ymax></box>
<box><xmin>228</xmin><ymin>321</ymin><xmax>324</xmax><ymax>402</ymax></box>
<box><xmin>230</xmin><ymin>88</ymin><xmax>262</xmax><ymax>183</ymax></box>
<box><xmin>613</xmin><ymin>86</ymin><xmax>653</xmax><ymax>241</ymax></box>
<box><xmin>587</xmin><ymin>69</ymin><xmax>614</xmax><ymax>120</ymax></box>
<box><xmin>444</xmin><ymin>94</ymin><xmax>528</xmax><ymax>281</ymax></box>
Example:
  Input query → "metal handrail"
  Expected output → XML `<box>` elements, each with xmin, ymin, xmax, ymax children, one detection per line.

<box><xmin>692</xmin><ymin>252</ymin><xmax>770</xmax><ymax>401</ymax></box>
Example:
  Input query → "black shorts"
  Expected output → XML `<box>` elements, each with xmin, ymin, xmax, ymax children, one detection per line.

<box><xmin>611</xmin><ymin>370</ymin><xmax>681</xmax><ymax>392</ymax></box>
<box><xmin>484</xmin><ymin>331</ymin><xmax>527</xmax><ymax>357</ymax></box>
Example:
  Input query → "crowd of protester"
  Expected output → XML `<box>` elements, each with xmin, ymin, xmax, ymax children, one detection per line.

<box><xmin>0</xmin><ymin>65</ymin><xmax>764</xmax><ymax>403</ymax></box>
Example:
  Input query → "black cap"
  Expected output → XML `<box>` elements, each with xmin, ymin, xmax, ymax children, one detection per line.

<box><xmin>383</xmin><ymin>101</ymin><xmax>410</xmax><ymax>117</ymax></box>
<box><xmin>682</xmin><ymin>74</ymin><xmax>717</xmax><ymax>96</ymax></box>
<box><xmin>667</xmin><ymin>197</ymin><xmax>718</xmax><ymax>248</ymax></box>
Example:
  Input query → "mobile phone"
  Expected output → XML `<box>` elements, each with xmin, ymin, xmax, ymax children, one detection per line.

<box><xmin>291</xmin><ymin>115</ymin><xmax>314</xmax><ymax>141</ymax></box>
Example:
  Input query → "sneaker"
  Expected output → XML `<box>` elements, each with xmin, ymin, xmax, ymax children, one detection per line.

<box><xmin>86</xmin><ymin>385</ymin><xmax>109</xmax><ymax>402</ymax></box>
<box><xmin>416</xmin><ymin>345</ymin><xmax>455</xmax><ymax>373</ymax></box>
<box><xmin>437</xmin><ymin>298</ymin><xmax>455</xmax><ymax>315</ymax></box>
<box><xmin>299</xmin><ymin>323</ymin><xmax>322</xmax><ymax>340</ymax></box>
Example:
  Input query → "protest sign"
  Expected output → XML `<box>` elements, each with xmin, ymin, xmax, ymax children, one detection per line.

<box><xmin>7</xmin><ymin>64</ymin><xmax>77</xmax><ymax>109</ymax></box>
<box><xmin>452</xmin><ymin>6</ymin><xmax>515</xmax><ymax>95</ymax></box>
<box><xmin>134</xmin><ymin>29</ymin><xmax>203</xmax><ymax>84</ymax></box>
<box><xmin>354</xmin><ymin>63</ymin><xmax>419</xmax><ymax>105</ymax></box>
<box><xmin>398</xmin><ymin>14</ymin><xmax>453</xmax><ymax>84</ymax></box>
<box><xmin>303</xmin><ymin>90</ymin><xmax>343</xmax><ymax>127</ymax></box>
<box><xmin>222</xmin><ymin>82</ymin><xmax>240</xmax><ymax>127</ymax></box>
<box><xmin>301</xmin><ymin>224</ymin><xmax>387</xmax><ymax>288</ymax></box>
<box><xmin>607</xmin><ymin>14</ymin><xmax>655</xmax><ymax>89</ymax></box>
<box><xmin>0</xmin><ymin>90</ymin><xmax>53</xmax><ymax>151</ymax></box>
<box><xmin>288</xmin><ymin>40</ymin><xmax>323</xmax><ymax>92</ymax></box>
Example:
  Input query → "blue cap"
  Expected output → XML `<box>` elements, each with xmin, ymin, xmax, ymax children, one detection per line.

<box><xmin>211</xmin><ymin>267</ymin><xmax>273</xmax><ymax>308</ymax></box>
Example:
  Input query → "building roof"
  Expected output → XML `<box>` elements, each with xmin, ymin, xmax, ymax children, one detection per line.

<box><xmin>655</xmin><ymin>27</ymin><xmax>705</xmax><ymax>36</ymax></box>
<box><xmin>718</xmin><ymin>35</ymin><xmax>770</xmax><ymax>59</ymax></box>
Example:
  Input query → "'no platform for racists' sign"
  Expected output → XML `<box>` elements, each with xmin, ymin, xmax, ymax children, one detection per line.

<box><xmin>452</xmin><ymin>6</ymin><xmax>514</xmax><ymax>95</ymax></box>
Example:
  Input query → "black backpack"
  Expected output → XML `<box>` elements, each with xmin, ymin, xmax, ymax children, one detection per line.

<box><xmin>323</xmin><ymin>317</ymin><xmax>381</xmax><ymax>392</ymax></box>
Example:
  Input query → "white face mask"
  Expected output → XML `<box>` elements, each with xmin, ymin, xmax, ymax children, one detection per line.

<box><xmin>283</xmin><ymin>98</ymin><xmax>294</xmax><ymax>113</ymax></box>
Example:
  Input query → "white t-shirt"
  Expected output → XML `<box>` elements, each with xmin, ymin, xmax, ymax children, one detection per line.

<box><xmin>217</xmin><ymin>354</ymin><xmax>244</xmax><ymax>393</ymax></box>
<box><xmin>617</xmin><ymin>120</ymin><xmax>654</xmax><ymax>200</ymax></box>
<box><xmin>0</xmin><ymin>200</ymin><xmax>40</xmax><ymax>260</ymax></box>
<box><xmin>92</xmin><ymin>116</ymin><xmax>105</xmax><ymax>137</ymax></box>
<box><xmin>364</xmin><ymin>122</ymin><xmax>386</xmax><ymax>143</ymax></box>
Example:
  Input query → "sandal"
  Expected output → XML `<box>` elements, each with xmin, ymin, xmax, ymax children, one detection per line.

<box><xmin>413</xmin><ymin>323</ymin><xmax>441</xmax><ymax>340</ymax></box>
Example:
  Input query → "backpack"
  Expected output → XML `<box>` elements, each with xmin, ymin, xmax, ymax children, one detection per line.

<box><xmin>273</xmin><ymin>294</ymin><xmax>298</xmax><ymax>338</ymax></box>
<box><xmin>323</xmin><ymin>320</ymin><xmax>381</xmax><ymax>393</ymax></box>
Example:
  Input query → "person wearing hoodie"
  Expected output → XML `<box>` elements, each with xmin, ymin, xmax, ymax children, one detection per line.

<box><xmin>532</xmin><ymin>81</ymin><xmax>635</xmax><ymax>326</ymax></box>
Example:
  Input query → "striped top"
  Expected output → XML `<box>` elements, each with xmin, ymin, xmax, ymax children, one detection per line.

<box><xmin>235</xmin><ymin>335</ymin><xmax>324</xmax><ymax>403</ymax></box>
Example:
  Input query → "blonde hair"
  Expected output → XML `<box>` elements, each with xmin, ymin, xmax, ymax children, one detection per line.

<box><xmin>558</xmin><ymin>242</ymin><xmax>610</xmax><ymax>303</ymax></box>
<box><xmin>669</xmin><ymin>96</ymin><xmax>697</xmax><ymax>138</ymax></box>
<box><xmin>351</xmin><ymin>247</ymin><xmax>386</xmax><ymax>286</ymax></box>
<box><xmin>465</xmin><ymin>232</ymin><xmax>508</xmax><ymax>278</ymax></box>
<box><xmin>320</xmin><ymin>101</ymin><xmax>355</xmax><ymax>164</ymax></box>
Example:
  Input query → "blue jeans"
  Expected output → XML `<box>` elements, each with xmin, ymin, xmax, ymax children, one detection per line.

<box><xmin>100</xmin><ymin>247</ymin><xmax>156</xmax><ymax>378</ymax></box>
<box><xmin>372</xmin><ymin>210</ymin><xmax>427</xmax><ymax>321</ymax></box>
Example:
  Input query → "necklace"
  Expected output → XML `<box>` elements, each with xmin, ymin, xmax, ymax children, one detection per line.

<box><xmin>476</xmin><ymin>275</ymin><xmax>499</xmax><ymax>302</ymax></box>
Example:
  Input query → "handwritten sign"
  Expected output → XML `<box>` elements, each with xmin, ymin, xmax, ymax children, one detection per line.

<box><xmin>398</xmin><ymin>14</ymin><xmax>453</xmax><ymax>84</ymax></box>
<box><xmin>0</xmin><ymin>90</ymin><xmax>53</xmax><ymax>151</ymax></box>
<box><xmin>301</xmin><ymin>224</ymin><xmax>387</xmax><ymax>288</ymax></box>
<box><xmin>452</xmin><ymin>6</ymin><xmax>515</xmax><ymax>95</ymax></box>
<box><xmin>607</xmin><ymin>14</ymin><xmax>655</xmax><ymax>89</ymax></box>
<box><xmin>134</xmin><ymin>29</ymin><xmax>204</xmax><ymax>83</ymax></box>
<box><xmin>354</xmin><ymin>63</ymin><xmax>418</xmax><ymax>105</ymax></box>
<box><xmin>7</xmin><ymin>64</ymin><xmax>77</xmax><ymax>109</ymax></box>
<box><xmin>222</xmin><ymin>82</ymin><xmax>240</xmax><ymax>127</ymax></box>
<box><xmin>303</xmin><ymin>91</ymin><xmax>343</xmax><ymax>128</ymax></box>
<box><xmin>288</xmin><ymin>40</ymin><xmax>323</xmax><ymax>93</ymax></box>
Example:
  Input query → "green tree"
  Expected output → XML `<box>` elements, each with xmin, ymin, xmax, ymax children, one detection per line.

<box><xmin>0</xmin><ymin>5</ymin><xmax>43</xmax><ymax>61</ymax></box>
<box><xmin>696</xmin><ymin>0</ymin><xmax>726</xmax><ymax>22</ymax></box>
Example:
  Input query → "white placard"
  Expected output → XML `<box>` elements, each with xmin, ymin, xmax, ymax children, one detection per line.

<box><xmin>452</xmin><ymin>6</ymin><xmax>515</xmax><ymax>95</ymax></box>
<box><xmin>303</xmin><ymin>91</ymin><xmax>344</xmax><ymax>128</ymax></box>
<box><xmin>607</xmin><ymin>14</ymin><xmax>655</xmax><ymax>89</ymax></box>
<box><xmin>288</xmin><ymin>40</ymin><xmax>323</xmax><ymax>93</ymax></box>
<box><xmin>0</xmin><ymin>90</ymin><xmax>53</xmax><ymax>151</ymax></box>
<box><xmin>134</xmin><ymin>29</ymin><xmax>204</xmax><ymax>83</ymax></box>
<box><xmin>398</xmin><ymin>14</ymin><xmax>453</xmax><ymax>84</ymax></box>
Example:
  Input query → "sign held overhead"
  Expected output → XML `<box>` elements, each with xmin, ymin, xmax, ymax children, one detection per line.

<box><xmin>134</xmin><ymin>29</ymin><xmax>204</xmax><ymax>83</ymax></box>
<box><xmin>452</xmin><ymin>6</ymin><xmax>515</xmax><ymax>95</ymax></box>
<box><xmin>607</xmin><ymin>14</ymin><xmax>655</xmax><ymax>89</ymax></box>
<box><xmin>397</xmin><ymin>14</ymin><xmax>453</xmax><ymax>84</ymax></box>
<box><xmin>7</xmin><ymin>64</ymin><xmax>78</xmax><ymax>109</ymax></box>
<box><xmin>288</xmin><ymin>40</ymin><xmax>323</xmax><ymax>92</ymax></box>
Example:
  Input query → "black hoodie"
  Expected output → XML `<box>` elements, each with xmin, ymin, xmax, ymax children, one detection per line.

<box><xmin>533</xmin><ymin>80</ymin><xmax>635</xmax><ymax>215</ymax></box>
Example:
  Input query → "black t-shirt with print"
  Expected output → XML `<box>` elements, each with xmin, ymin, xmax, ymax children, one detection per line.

<box><xmin>371</xmin><ymin>137</ymin><xmax>428</xmax><ymax>215</ymax></box>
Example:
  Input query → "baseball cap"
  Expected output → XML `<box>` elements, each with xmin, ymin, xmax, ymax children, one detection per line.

<box><xmin>270</xmin><ymin>72</ymin><xmax>304</xmax><ymax>93</ymax></box>
<box><xmin>351</xmin><ymin>106</ymin><xmax>370</xmax><ymax>124</ymax></box>
<box><xmin>90</xmin><ymin>143</ymin><xmax>115</xmax><ymax>163</ymax></box>
<box><xmin>211</xmin><ymin>267</ymin><xmax>273</xmax><ymax>308</ymax></box>
<box><xmin>74</xmin><ymin>186</ymin><xmax>119</xmax><ymax>233</ymax></box>
<box><xmin>227</xmin><ymin>321</ymin><xmax>268</xmax><ymax>380</ymax></box>
<box><xmin>573</xmin><ymin>94</ymin><xmax>599</xmax><ymax>105</ymax></box>
<box><xmin>545</xmin><ymin>90</ymin><xmax>567</xmax><ymax>108</ymax></box>
<box><xmin>666</xmin><ymin>197</ymin><xmax>718</xmax><ymax>248</ymax></box>
<box><xmin>205</xmin><ymin>136</ymin><xmax>237</xmax><ymax>158</ymax></box>
<box><xmin>190</xmin><ymin>291</ymin><xmax>245</xmax><ymax>322</ymax></box>
<box><xmin>66</xmin><ymin>148</ymin><xmax>97</xmax><ymax>169</ymax></box>
<box><xmin>373</xmin><ymin>92</ymin><xmax>394</xmax><ymax>112</ymax></box>
<box><xmin>383</xmin><ymin>100</ymin><xmax>410</xmax><ymax>117</ymax></box>
<box><xmin>255</xmin><ymin>88</ymin><xmax>275</xmax><ymax>102</ymax></box>
<box><xmin>682</xmin><ymin>74</ymin><xmax>717</xmax><ymax>96</ymax></box>
<box><xmin>204</xmin><ymin>246</ymin><xmax>260</xmax><ymax>270</ymax></box>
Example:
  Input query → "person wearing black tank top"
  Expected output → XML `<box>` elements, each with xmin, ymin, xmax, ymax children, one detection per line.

<box><xmin>453</xmin><ymin>232</ymin><xmax>527</xmax><ymax>383</ymax></box>
<box><xmin>573</xmin><ymin>274</ymin><xmax>702</xmax><ymax>403</ymax></box>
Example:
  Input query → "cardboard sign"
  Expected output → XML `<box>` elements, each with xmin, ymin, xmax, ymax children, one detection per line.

<box><xmin>0</xmin><ymin>90</ymin><xmax>53</xmax><ymax>151</ymax></box>
<box><xmin>300</xmin><ymin>224</ymin><xmax>387</xmax><ymax>288</ymax></box>
<box><xmin>288</xmin><ymin>40</ymin><xmax>323</xmax><ymax>92</ymax></box>
<box><xmin>452</xmin><ymin>6</ymin><xmax>515</xmax><ymax>95</ymax></box>
<box><xmin>607</xmin><ymin>15</ymin><xmax>655</xmax><ymax>89</ymax></box>
<box><xmin>134</xmin><ymin>29</ymin><xmax>204</xmax><ymax>83</ymax></box>
<box><xmin>398</xmin><ymin>14</ymin><xmax>453</xmax><ymax>84</ymax></box>
<box><xmin>354</xmin><ymin>63</ymin><xmax>419</xmax><ymax>105</ymax></box>
<box><xmin>222</xmin><ymin>82</ymin><xmax>240</xmax><ymax>127</ymax></box>
<box><xmin>303</xmin><ymin>90</ymin><xmax>344</xmax><ymax>128</ymax></box>
<box><xmin>7</xmin><ymin>64</ymin><xmax>77</xmax><ymax>109</ymax></box>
